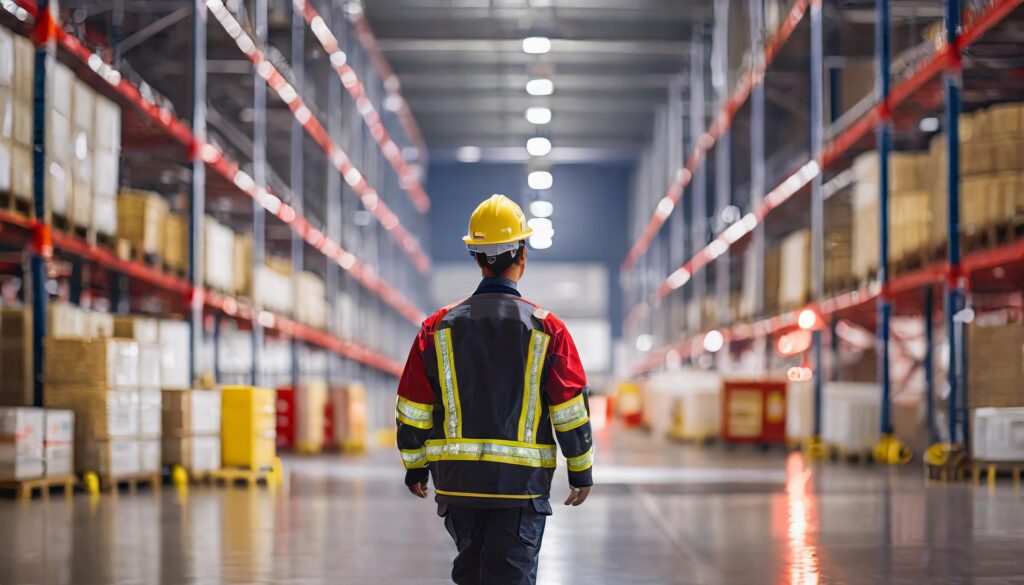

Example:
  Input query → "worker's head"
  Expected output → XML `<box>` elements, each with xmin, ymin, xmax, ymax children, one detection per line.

<box><xmin>463</xmin><ymin>194</ymin><xmax>533</xmax><ymax>280</ymax></box>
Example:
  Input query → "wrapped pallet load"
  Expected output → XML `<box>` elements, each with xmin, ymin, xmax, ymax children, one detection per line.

<box><xmin>254</xmin><ymin>260</ymin><xmax>294</xmax><ymax>316</ymax></box>
<box><xmin>821</xmin><ymin>382</ymin><xmax>881</xmax><ymax>455</ymax></box>
<box><xmin>967</xmin><ymin>320</ymin><xmax>1024</xmax><ymax>409</ymax></box>
<box><xmin>158</xmin><ymin>320</ymin><xmax>192</xmax><ymax>390</ymax></box>
<box><xmin>295</xmin><ymin>381</ymin><xmax>327</xmax><ymax>453</ymax></box>
<box><xmin>46</xmin><ymin>63</ymin><xmax>75</xmax><ymax>224</ymax></box>
<box><xmin>92</xmin><ymin>93</ymin><xmax>120</xmax><ymax>242</ymax></box>
<box><xmin>163</xmin><ymin>215</ymin><xmax>188</xmax><ymax>274</ymax></box>
<box><xmin>70</xmin><ymin>78</ymin><xmax>95</xmax><ymax>231</ymax></box>
<box><xmin>296</xmin><ymin>271</ymin><xmax>327</xmax><ymax>329</ymax></box>
<box><xmin>162</xmin><ymin>389</ymin><xmax>222</xmax><ymax>473</ymax></box>
<box><xmin>10</xmin><ymin>35</ymin><xmax>33</xmax><ymax>203</ymax></box>
<box><xmin>0</xmin><ymin>307</ymin><xmax>32</xmax><ymax>406</ymax></box>
<box><xmin>204</xmin><ymin>216</ymin><xmax>236</xmax><ymax>294</ymax></box>
<box><xmin>43</xmin><ymin>338</ymin><xmax>142</xmax><ymax>479</ymax></box>
<box><xmin>0</xmin><ymin>408</ymin><xmax>45</xmax><ymax>480</ymax></box>
<box><xmin>0</xmin><ymin>28</ymin><xmax>14</xmax><ymax>197</ymax></box>
<box><xmin>778</xmin><ymin>229</ymin><xmax>810</xmax><ymax>310</ymax></box>
<box><xmin>328</xmin><ymin>383</ymin><xmax>366</xmax><ymax>452</ymax></box>
<box><xmin>233</xmin><ymin>233</ymin><xmax>253</xmax><ymax>297</ymax></box>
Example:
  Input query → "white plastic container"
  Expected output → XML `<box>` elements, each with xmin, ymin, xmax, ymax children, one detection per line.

<box><xmin>973</xmin><ymin>408</ymin><xmax>1024</xmax><ymax>462</ymax></box>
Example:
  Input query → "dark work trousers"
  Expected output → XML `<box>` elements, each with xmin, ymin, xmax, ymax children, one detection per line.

<box><xmin>439</xmin><ymin>503</ymin><xmax>550</xmax><ymax>585</ymax></box>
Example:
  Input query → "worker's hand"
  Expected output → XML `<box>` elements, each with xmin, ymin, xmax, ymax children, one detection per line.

<box><xmin>408</xmin><ymin>480</ymin><xmax>429</xmax><ymax>499</ymax></box>
<box><xmin>563</xmin><ymin>485</ymin><xmax>591</xmax><ymax>506</ymax></box>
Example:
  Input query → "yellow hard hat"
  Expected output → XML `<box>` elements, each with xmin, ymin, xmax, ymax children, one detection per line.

<box><xmin>463</xmin><ymin>195</ymin><xmax>533</xmax><ymax>254</ymax></box>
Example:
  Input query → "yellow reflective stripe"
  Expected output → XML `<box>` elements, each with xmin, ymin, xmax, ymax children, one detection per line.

<box><xmin>567</xmin><ymin>446</ymin><xmax>594</xmax><ymax>472</ymax></box>
<box><xmin>518</xmin><ymin>329</ymin><xmax>550</xmax><ymax>443</ymax></box>
<box><xmin>425</xmin><ymin>439</ymin><xmax>557</xmax><ymax>469</ymax></box>
<box><xmin>436</xmin><ymin>489</ymin><xmax>541</xmax><ymax>500</ymax></box>
<box><xmin>396</xmin><ymin>397</ymin><xmax>434</xmax><ymax>429</ymax></box>
<box><xmin>434</xmin><ymin>328</ymin><xmax>462</xmax><ymax>439</ymax></box>
<box><xmin>551</xmin><ymin>394</ymin><xmax>589</xmax><ymax>433</ymax></box>
<box><xmin>400</xmin><ymin>448</ymin><xmax>428</xmax><ymax>469</ymax></box>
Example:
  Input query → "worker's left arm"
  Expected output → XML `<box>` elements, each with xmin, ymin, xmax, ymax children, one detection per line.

<box><xmin>541</xmin><ymin>314</ymin><xmax>594</xmax><ymax>493</ymax></box>
<box><xmin>395</xmin><ymin>315</ymin><xmax>441</xmax><ymax>496</ymax></box>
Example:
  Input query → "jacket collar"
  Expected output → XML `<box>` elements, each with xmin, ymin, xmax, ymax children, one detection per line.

<box><xmin>474</xmin><ymin>276</ymin><xmax>520</xmax><ymax>297</ymax></box>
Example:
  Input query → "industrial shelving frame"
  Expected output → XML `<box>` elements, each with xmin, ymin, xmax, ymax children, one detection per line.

<box><xmin>1</xmin><ymin>0</ymin><xmax>432</xmax><ymax>407</ymax></box>
<box><xmin>622</xmin><ymin>0</ymin><xmax>1024</xmax><ymax>460</ymax></box>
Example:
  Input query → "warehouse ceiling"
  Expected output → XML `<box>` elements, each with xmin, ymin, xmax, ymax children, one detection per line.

<box><xmin>363</xmin><ymin>0</ymin><xmax>713</xmax><ymax>161</ymax></box>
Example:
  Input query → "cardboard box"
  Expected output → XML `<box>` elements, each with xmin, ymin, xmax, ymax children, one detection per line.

<box><xmin>164</xmin><ymin>215</ymin><xmax>188</xmax><ymax>273</ymax></box>
<box><xmin>138</xmin><ymin>344</ymin><xmax>162</xmax><ymax>390</ymax></box>
<box><xmin>0</xmin><ymin>308</ymin><xmax>32</xmax><ymax>407</ymax></box>
<box><xmin>0</xmin><ymin>138</ymin><xmax>11</xmax><ymax>193</ymax></box>
<box><xmin>778</xmin><ymin>229</ymin><xmax>809</xmax><ymax>309</ymax></box>
<box><xmin>296</xmin><ymin>272</ymin><xmax>327</xmax><ymax>329</ymax></box>
<box><xmin>158</xmin><ymin>320</ymin><xmax>191</xmax><ymax>390</ymax></box>
<box><xmin>973</xmin><ymin>407</ymin><xmax>1024</xmax><ymax>462</ymax></box>
<box><xmin>233</xmin><ymin>233</ymin><xmax>252</xmax><ymax>297</ymax></box>
<box><xmin>44</xmin><ymin>338</ymin><xmax>140</xmax><ymax>388</ymax></box>
<box><xmin>0</xmin><ymin>27</ymin><xmax>13</xmax><ymax>88</ymax></box>
<box><xmin>113</xmin><ymin>316</ymin><xmax>160</xmax><ymax>345</ymax></box>
<box><xmin>139</xmin><ymin>439</ymin><xmax>161</xmax><ymax>474</ymax></box>
<box><xmin>93</xmin><ymin>150</ymin><xmax>119</xmax><ymax>200</ymax></box>
<box><xmin>94</xmin><ymin>94</ymin><xmax>121</xmax><ymax>153</ymax></box>
<box><xmin>118</xmin><ymin>189</ymin><xmax>169</xmax><ymax>258</ymax></box>
<box><xmin>162</xmin><ymin>389</ymin><xmax>221</xmax><ymax>437</ymax></box>
<box><xmin>48</xmin><ymin>301</ymin><xmax>86</xmax><ymax>338</ymax></box>
<box><xmin>44</xmin><ymin>409</ymin><xmax>74</xmax><ymax>477</ymax></box>
<box><xmin>968</xmin><ymin>321</ymin><xmax>1024</xmax><ymax>408</ymax></box>
<box><xmin>162</xmin><ymin>434</ymin><xmax>220</xmax><ymax>472</ymax></box>
<box><xmin>84</xmin><ymin>311</ymin><xmax>114</xmax><ymax>338</ymax></box>
<box><xmin>0</xmin><ymin>407</ymin><xmax>44</xmax><ymax>480</ymax></box>
<box><xmin>44</xmin><ymin>387</ymin><xmax>140</xmax><ymax>440</ymax></box>
<box><xmin>72</xmin><ymin>79</ymin><xmax>95</xmax><ymax>134</ymax></box>
<box><xmin>11</xmin><ymin>143</ymin><xmax>31</xmax><ymax>201</ymax></box>
<box><xmin>77</xmin><ymin>439</ymin><xmax>140</xmax><ymax>477</ymax></box>
<box><xmin>139</xmin><ymin>389</ymin><xmax>162</xmax><ymax>438</ymax></box>
<box><xmin>984</xmin><ymin>103</ymin><xmax>1023</xmax><ymax>138</ymax></box>
<box><xmin>51</xmin><ymin>62</ymin><xmax>73</xmax><ymax>117</ymax></box>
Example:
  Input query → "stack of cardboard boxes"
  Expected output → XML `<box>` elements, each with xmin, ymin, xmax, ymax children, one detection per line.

<box><xmin>0</xmin><ymin>30</ymin><xmax>34</xmax><ymax>206</ymax></box>
<box><xmin>296</xmin><ymin>272</ymin><xmax>327</xmax><ymax>329</ymax></box>
<box><xmin>161</xmin><ymin>389</ymin><xmax>222</xmax><ymax>473</ymax></box>
<box><xmin>204</xmin><ymin>216</ymin><xmax>236</xmax><ymax>294</ymax></box>
<box><xmin>967</xmin><ymin>319</ymin><xmax>1024</xmax><ymax>462</ymax></box>
<box><xmin>117</xmin><ymin>189</ymin><xmax>169</xmax><ymax>263</ymax></box>
<box><xmin>43</xmin><ymin>338</ymin><xmax>144</xmax><ymax>478</ymax></box>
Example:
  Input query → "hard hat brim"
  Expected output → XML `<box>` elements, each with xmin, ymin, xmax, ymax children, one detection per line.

<box><xmin>462</xmin><ymin>227</ymin><xmax>534</xmax><ymax>246</ymax></box>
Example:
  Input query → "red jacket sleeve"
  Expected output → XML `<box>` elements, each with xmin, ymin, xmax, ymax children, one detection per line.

<box><xmin>395</xmin><ymin>309</ymin><xmax>447</xmax><ymax>484</ymax></box>
<box><xmin>541</xmin><ymin>313</ymin><xmax>588</xmax><ymax>405</ymax></box>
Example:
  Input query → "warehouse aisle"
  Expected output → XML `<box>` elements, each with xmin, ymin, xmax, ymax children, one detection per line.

<box><xmin>1</xmin><ymin>426</ymin><xmax>1023</xmax><ymax>585</ymax></box>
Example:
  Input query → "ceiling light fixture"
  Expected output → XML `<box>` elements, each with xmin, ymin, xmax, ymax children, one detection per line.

<box><xmin>529</xmin><ymin>200</ymin><xmax>553</xmax><ymax>218</ymax></box>
<box><xmin>525</xmin><ymin>106</ymin><xmax>552</xmax><ymax>125</ymax></box>
<box><xmin>455</xmin><ymin>146</ymin><xmax>482</xmax><ymax>163</ymax></box>
<box><xmin>528</xmin><ymin>170</ymin><xmax>553</xmax><ymax>190</ymax></box>
<box><xmin>526</xmin><ymin>78</ymin><xmax>554</xmax><ymax>96</ymax></box>
<box><xmin>526</xmin><ymin>136</ymin><xmax>552</xmax><ymax>157</ymax></box>
<box><xmin>522</xmin><ymin>36</ymin><xmax>552</xmax><ymax>55</ymax></box>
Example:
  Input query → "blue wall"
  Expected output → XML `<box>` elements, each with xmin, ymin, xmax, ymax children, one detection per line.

<box><xmin>427</xmin><ymin>162</ymin><xmax>633</xmax><ymax>337</ymax></box>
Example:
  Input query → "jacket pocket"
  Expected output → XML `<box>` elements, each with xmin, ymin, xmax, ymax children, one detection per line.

<box><xmin>517</xmin><ymin>507</ymin><xmax>548</xmax><ymax>548</ymax></box>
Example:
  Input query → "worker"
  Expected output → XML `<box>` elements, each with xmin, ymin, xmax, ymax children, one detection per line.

<box><xmin>395</xmin><ymin>194</ymin><xmax>594</xmax><ymax>585</ymax></box>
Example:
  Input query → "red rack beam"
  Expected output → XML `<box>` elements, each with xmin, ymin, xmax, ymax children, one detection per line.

<box><xmin>620</xmin><ymin>0</ymin><xmax>811</xmax><ymax>274</ymax></box>
<box><xmin>298</xmin><ymin>0</ymin><xmax>430</xmax><ymax>214</ymax></box>
<box><xmin>631</xmin><ymin>0</ymin><xmax>1022</xmax><ymax>326</ymax></box>
<box><xmin>10</xmin><ymin>0</ymin><xmax>426</xmax><ymax>325</ymax></box>
<box><xmin>207</xmin><ymin>0</ymin><xmax>430</xmax><ymax>273</ymax></box>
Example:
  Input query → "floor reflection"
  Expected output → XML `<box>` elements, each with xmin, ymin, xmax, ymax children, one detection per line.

<box><xmin>783</xmin><ymin>453</ymin><xmax>820</xmax><ymax>585</ymax></box>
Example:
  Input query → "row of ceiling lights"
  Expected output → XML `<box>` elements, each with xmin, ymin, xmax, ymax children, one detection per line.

<box><xmin>523</xmin><ymin>37</ymin><xmax>554</xmax><ymax>250</ymax></box>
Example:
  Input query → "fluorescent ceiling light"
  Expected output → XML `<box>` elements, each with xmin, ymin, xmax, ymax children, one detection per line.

<box><xmin>522</xmin><ymin>36</ymin><xmax>551</xmax><ymax>55</ymax></box>
<box><xmin>528</xmin><ymin>170</ymin><xmax>553</xmax><ymax>190</ymax></box>
<box><xmin>526</xmin><ymin>78</ymin><xmax>554</xmax><ymax>96</ymax></box>
<box><xmin>529</xmin><ymin>200</ymin><xmax>553</xmax><ymax>218</ymax></box>
<box><xmin>526</xmin><ymin>137</ymin><xmax>552</xmax><ymax>157</ymax></box>
<box><xmin>529</xmin><ymin>235</ymin><xmax>553</xmax><ymax>250</ymax></box>
<box><xmin>703</xmin><ymin>330</ymin><xmax>724</xmax><ymax>353</ymax></box>
<box><xmin>455</xmin><ymin>146</ymin><xmax>482</xmax><ymax>163</ymax></box>
<box><xmin>525</xmin><ymin>106</ymin><xmax>552</xmax><ymax>125</ymax></box>
<box><xmin>527</xmin><ymin>217</ymin><xmax>554</xmax><ymax>238</ymax></box>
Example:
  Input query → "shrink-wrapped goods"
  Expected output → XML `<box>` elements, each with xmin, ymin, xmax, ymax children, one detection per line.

<box><xmin>0</xmin><ymin>407</ymin><xmax>44</xmax><ymax>480</ymax></box>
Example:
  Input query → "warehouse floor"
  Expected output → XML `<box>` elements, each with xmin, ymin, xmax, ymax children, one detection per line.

<box><xmin>2</xmin><ymin>426</ymin><xmax>1023</xmax><ymax>584</ymax></box>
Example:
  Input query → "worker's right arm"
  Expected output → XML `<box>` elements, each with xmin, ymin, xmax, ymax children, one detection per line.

<box><xmin>395</xmin><ymin>312</ymin><xmax>443</xmax><ymax>492</ymax></box>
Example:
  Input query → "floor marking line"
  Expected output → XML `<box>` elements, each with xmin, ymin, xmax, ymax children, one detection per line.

<box><xmin>631</xmin><ymin>485</ymin><xmax>718</xmax><ymax>583</ymax></box>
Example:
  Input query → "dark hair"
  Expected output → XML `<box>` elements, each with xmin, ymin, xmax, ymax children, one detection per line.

<box><xmin>474</xmin><ymin>242</ymin><xmax>524</xmax><ymax>276</ymax></box>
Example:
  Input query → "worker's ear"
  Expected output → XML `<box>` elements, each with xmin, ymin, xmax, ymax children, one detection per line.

<box><xmin>519</xmin><ymin>245</ymin><xmax>528</xmax><ymax>265</ymax></box>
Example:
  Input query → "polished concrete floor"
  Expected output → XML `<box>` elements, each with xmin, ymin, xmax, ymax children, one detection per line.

<box><xmin>2</xmin><ymin>425</ymin><xmax>1024</xmax><ymax>584</ymax></box>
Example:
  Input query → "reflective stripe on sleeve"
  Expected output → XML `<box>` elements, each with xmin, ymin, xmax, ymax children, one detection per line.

<box><xmin>550</xmin><ymin>394</ymin><xmax>589</xmax><ymax>433</ymax></box>
<box><xmin>517</xmin><ymin>329</ymin><xmax>550</xmax><ymax>443</ymax></box>
<box><xmin>434</xmin><ymin>328</ymin><xmax>462</xmax><ymax>439</ymax></box>
<box><xmin>566</xmin><ymin>446</ymin><xmax>594</xmax><ymax>472</ymax></box>
<box><xmin>396</xmin><ymin>396</ymin><xmax>434</xmax><ymax>430</ymax></box>
<box><xmin>425</xmin><ymin>439</ymin><xmax>557</xmax><ymax>469</ymax></box>
<box><xmin>401</xmin><ymin>447</ymin><xmax>428</xmax><ymax>469</ymax></box>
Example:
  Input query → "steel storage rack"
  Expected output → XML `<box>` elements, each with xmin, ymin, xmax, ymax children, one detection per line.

<box><xmin>621</xmin><ymin>0</ymin><xmax>1024</xmax><ymax>469</ymax></box>
<box><xmin>0</xmin><ymin>0</ymin><xmax>430</xmax><ymax>434</ymax></box>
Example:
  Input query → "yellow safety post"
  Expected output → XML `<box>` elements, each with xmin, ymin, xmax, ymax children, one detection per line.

<box><xmin>874</xmin><ymin>433</ymin><xmax>912</xmax><ymax>465</ymax></box>
<box><xmin>803</xmin><ymin>435</ymin><xmax>829</xmax><ymax>461</ymax></box>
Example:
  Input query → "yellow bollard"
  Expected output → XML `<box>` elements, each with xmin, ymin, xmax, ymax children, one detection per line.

<box><xmin>874</xmin><ymin>434</ymin><xmax>912</xmax><ymax>465</ymax></box>
<box><xmin>803</xmin><ymin>435</ymin><xmax>829</xmax><ymax>461</ymax></box>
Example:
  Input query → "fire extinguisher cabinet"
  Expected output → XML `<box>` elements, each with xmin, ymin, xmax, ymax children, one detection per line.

<box><xmin>722</xmin><ymin>380</ymin><xmax>787</xmax><ymax>444</ymax></box>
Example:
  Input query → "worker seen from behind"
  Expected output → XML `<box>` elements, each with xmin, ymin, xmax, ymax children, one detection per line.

<box><xmin>395</xmin><ymin>194</ymin><xmax>594</xmax><ymax>585</ymax></box>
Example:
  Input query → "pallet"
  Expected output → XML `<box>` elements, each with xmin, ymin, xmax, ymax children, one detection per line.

<box><xmin>970</xmin><ymin>462</ymin><xmax>1024</xmax><ymax>489</ymax></box>
<box><xmin>94</xmin><ymin>231</ymin><xmax>117</xmax><ymax>251</ymax></box>
<box><xmin>666</xmin><ymin>430</ymin><xmax>715</xmax><ymax>447</ymax></box>
<box><xmin>207</xmin><ymin>467</ymin><xmax>274</xmax><ymax>488</ymax></box>
<box><xmin>97</xmin><ymin>472</ymin><xmax>162</xmax><ymax>494</ymax></box>
<box><xmin>162</xmin><ymin>262</ymin><xmax>187</xmax><ymax>278</ymax></box>
<box><xmin>828</xmin><ymin>445</ymin><xmax>874</xmax><ymax>465</ymax></box>
<box><xmin>0</xmin><ymin>475</ymin><xmax>76</xmax><ymax>501</ymax></box>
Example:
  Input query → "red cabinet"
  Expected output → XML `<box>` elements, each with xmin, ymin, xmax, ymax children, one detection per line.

<box><xmin>722</xmin><ymin>380</ymin><xmax>787</xmax><ymax>444</ymax></box>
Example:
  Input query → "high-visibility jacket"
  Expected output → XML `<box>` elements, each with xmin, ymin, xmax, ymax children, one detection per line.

<box><xmin>396</xmin><ymin>289</ymin><xmax>593</xmax><ymax>507</ymax></box>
